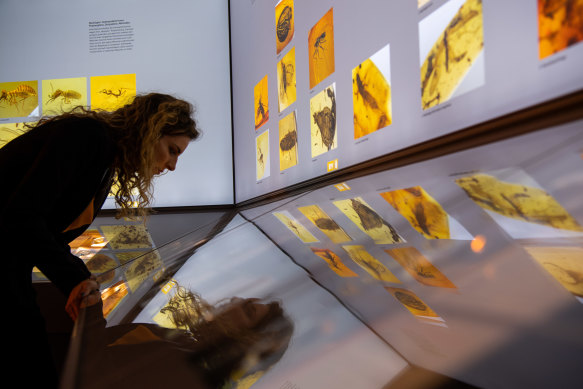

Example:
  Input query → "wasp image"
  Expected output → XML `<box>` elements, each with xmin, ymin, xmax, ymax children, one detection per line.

<box><xmin>0</xmin><ymin>85</ymin><xmax>37</xmax><ymax>110</ymax></box>
<box><xmin>256</xmin><ymin>95</ymin><xmax>268</xmax><ymax>124</ymax></box>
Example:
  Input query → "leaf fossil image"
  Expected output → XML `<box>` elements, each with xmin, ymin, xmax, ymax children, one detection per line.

<box><xmin>313</xmin><ymin>87</ymin><xmax>336</xmax><ymax>151</ymax></box>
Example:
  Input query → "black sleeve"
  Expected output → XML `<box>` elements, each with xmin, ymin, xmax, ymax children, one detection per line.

<box><xmin>0</xmin><ymin>118</ymin><xmax>114</xmax><ymax>295</ymax></box>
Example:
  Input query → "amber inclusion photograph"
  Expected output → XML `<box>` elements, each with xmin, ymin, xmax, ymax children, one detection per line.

<box><xmin>342</xmin><ymin>245</ymin><xmax>401</xmax><ymax>283</ymax></box>
<box><xmin>275</xmin><ymin>0</ymin><xmax>295</xmax><ymax>54</ymax></box>
<box><xmin>100</xmin><ymin>224</ymin><xmax>154</xmax><ymax>250</ymax></box>
<box><xmin>0</xmin><ymin>122</ymin><xmax>31</xmax><ymax>149</ymax></box>
<box><xmin>419</xmin><ymin>0</ymin><xmax>484</xmax><ymax>110</ymax></box>
<box><xmin>298</xmin><ymin>204</ymin><xmax>352</xmax><ymax>243</ymax></box>
<box><xmin>308</xmin><ymin>7</ymin><xmax>335</xmax><ymax>89</ymax></box>
<box><xmin>279</xmin><ymin>110</ymin><xmax>298</xmax><ymax>171</ymax></box>
<box><xmin>385</xmin><ymin>247</ymin><xmax>457</xmax><ymax>289</ymax></box>
<box><xmin>42</xmin><ymin>77</ymin><xmax>86</xmax><ymax>115</ymax></box>
<box><xmin>385</xmin><ymin>287</ymin><xmax>445</xmax><ymax>325</ymax></box>
<box><xmin>273</xmin><ymin>210</ymin><xmax>319</xmax><ymax>243</ymax></box>
<box><xmin>333</xmin><ymin>197</ymin><xmax>404</xmax><ymax>244</ymax></box>
<box><xmin>310</xmin><ymin>83</ymin><xmax>337</xmax><ymax>158</ymax></box>
<box><xmin>277</xmin><ymin>46</ymin><xmax>297</xmax><ymax>112</ymax></box>
<box><xmin>538</xmin><ymin>0</ymin><xmax>583</xmax><ymax>59</ymax></box>
<box><xmin>523</xmin><ymin>246</ymin><xmax>583</xmax><ymax>301</ymax></box>
<box><xmin>90</xmin><ymin>73</ymin><xmax>136</xmax><ymax>112</ymax></box>
<box><xmin>254</xmin><ymin>74</ymin><xmax>269</xmax><ymax>130</ymax></box>
<box><xmin>0</xmin><ymin>80</ymin><xmax>38</xmax><ymax>119</ymax></box>
<box><xmin>311</xmin><ymin>247</ymin><xmax>358</xmax><ymax>278</ymax></box>
<box><xmin>352</xmin><ymin>44</ymin><xmax>392</xmax><ymax>139</ymax></box>
<box><xmin>256</xmin><ymin>129</ymin><xmax>270</xmax><ymax>180</ymax></box>
<box><xmin>455</xmin><ymin>169</ymin><xmax>583</xmax><ymax>238</ymax></box>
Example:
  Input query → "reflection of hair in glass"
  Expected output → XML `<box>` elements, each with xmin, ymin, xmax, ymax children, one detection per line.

<box><xmin>160</xmin><ymin>286</ymin><xmax>294</xmax><ymax>388</ymax></box>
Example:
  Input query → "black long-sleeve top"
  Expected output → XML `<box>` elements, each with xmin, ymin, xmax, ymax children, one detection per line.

<box><xmin>0</xmin><ymin>116</ymin><xmax>117</xmax><ymax>295</ymax></box>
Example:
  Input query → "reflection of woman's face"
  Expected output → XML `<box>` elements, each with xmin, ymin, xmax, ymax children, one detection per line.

<box><xmin>152</xmin><ymin>134</ymin><xmax>191</xmax><ymax>176</ymax></box>
<box><xmin>216</xmin><ymin>298</ymin><xmax>271</xmax><ymax>330</ymax></box>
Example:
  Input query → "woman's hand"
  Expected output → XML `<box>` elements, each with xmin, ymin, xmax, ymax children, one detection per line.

<box><xmin>66</xmin><ymin>275</ymin><xmax>101</xmax><ymax>321</ymax></box>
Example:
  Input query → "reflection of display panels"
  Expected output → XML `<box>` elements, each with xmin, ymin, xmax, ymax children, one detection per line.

<box><xmin>231</xmin><ymin>0</ymin><xmax>583</xmax><ymax>203</ymax></box>
<box><xmin>0</xmin><ymin>0</ymin><xmax>233</xmax><ymax>206</ymax></box>
<box><xmin>135</xmin><ymin>215</ymin><xmax>408</xmax><ymax>388</ymax></box>
<box><xmin>243</xmin><ymin>120</ymin><xmax>583</xmax><ymax>389</ymax></box>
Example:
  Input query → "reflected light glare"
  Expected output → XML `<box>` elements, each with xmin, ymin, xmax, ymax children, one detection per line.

<box><xmin>471</xmin><ymin>235</ymin><xmax>486</xmax><ymax>253</ymax></box>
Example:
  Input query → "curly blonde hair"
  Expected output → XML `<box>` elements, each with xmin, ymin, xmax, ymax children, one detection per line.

<box><xmin>33</xmin><ymin>93</ymin><xmax>200</xmax><ymax>218</ymax></box>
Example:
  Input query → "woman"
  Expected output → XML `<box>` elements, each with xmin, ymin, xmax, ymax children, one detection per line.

<box><xmin>77</xmin><ymin>287</ymin><xmax>294</xmax><ymax>389</ymax></box>
<box><xmin>0</xmin><ymin>93</ymin><xmax>200</xmax><ymax>387</ymax></box>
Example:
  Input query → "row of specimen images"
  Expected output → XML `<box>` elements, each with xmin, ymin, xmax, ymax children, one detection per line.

<box><xmin>0</xmin><ymin>74</ymin><xmax>137</xmax><ymax>120</ymax></box>
<box><xmin>273</xmin><ymin>168</ymin><xmax>583</xmax><ymax>307</ymax></box>
<box><xmin>33</xmin><ymin>223</ymin><xmax>163</xmax><ymax>319</ymax></box>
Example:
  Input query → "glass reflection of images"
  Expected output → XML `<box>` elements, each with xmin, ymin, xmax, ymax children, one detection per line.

<box><xmin>333</xmin><ymin>197</ymin><xmax>404</xmax><ymax>244</ymax></box>
<box><xmin>418</xmin><ymin>0</ymin><xmax>484</xmax><ymax>110</ymax></box>
<box><xmin>256</xmin><ymin>129</ymin><xmax>270</xmax><ymax>180</ymax></box>
<box><xmin>90</xmin><ymin>73</ymin><xmax>136</xmax><ymax>112</ymax></box>
<box><xmin>524</xmin><ymin>246</ymin><xmax>583</xmax><ymax>303</ymax></box>
<box><xmin>275</xmin><ymin>0</ymin><xmax>295</xmax><ymax>54</ymax></box>
<box><xmin>119</xmin><ymin>251</ymin><xmax>164</xmax><ymax>292</ymax></box>
<box><xmin>342</xmin><ymin>245</ymin><xmax>401</xmax><ymax>283</ymax></box>
<box><xmin>279</xmin><ymin>110</ymin><xmax>298</xmax><ymax>171</ymax></box>
<box><xmin>273</xmin><ymin>210</ymin><xmax>319</xmax><ymax>243</ymax></box>
<box><xmin>308</xmin><ymin>7</ymin><xmax>335</xmax><ymax>89</ymax></box>
<box><xmin>380</xmin><ymin>185</ymin><xmax>472</xmax><ymax>240</ymax></box>
<box><xmin>385</xmin><ymin>247</ymin><xmax>457</xmax><ymax>289</ymax></box>
<box><xmin>385</xmin><ymin>287</ymin><xmax>445</xmax><ymax>325</ymax></box>
<box><xmin>311</xmin><ymin>247</ymin><xmax>359</xmax><ymax>277</ymax></box>
<box><xmin>298</xmin><ymin>204</ymin><xmax>352</xmax><ymax>243</ymax></box>
<box><xmin>352</xmin><ymin>43</ymin><xmax>392</xmax><ymax>139</ymax></box>
<box><xmin>0</xmin><ymin>80</ymin><xmax>39</xmax><ymax>119</ymax></box>
<box><xmin>254</xmin><ymin>75</ymin><xmax>269</xmax><ymax>130</ymax></box>
<box><xmin>42</xmin><ymin>77</ymin><xmax>87</xmax><ymax>115</ymax></box>
<box><xmin>277</xmin><ymin>47</ymin><xmax>297</xmax><ymax>112</ymax></box>
<box><xmin>538</xmin><ymin>0</ymin><xmax>583</xmax><ymax>59</ymax></box>
<box><xmin>100</xmin><ymin>224</ymin><xmax>154</xmax><ymax>250</ymax></box>
<box><xmin>0</xmin><ymin>122</ymin><xmax>31</xmax><ymax>149</ymax></box>
<box><xmin>310</xmin><ymin>83</ymin><xmax>337</xmax><ymax>158</ymax></box>
<box><xmin>455</xmin><ymin>169</ymin><xmax>583</xmax><ymax>238</ymax></box>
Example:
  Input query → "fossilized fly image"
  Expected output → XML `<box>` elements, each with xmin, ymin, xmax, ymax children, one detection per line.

<box><xmin>0</xmin><ymin>80</ymin><xmax>39</xmax><ymax>119</ymax></box>
<box><xmin>273</xmin><ymin>211</ymin><xmax>319</xmax><ymax>243</ymax></box>
<box><xmin>90</xmin><ymin>73</ymin><xmax>136</xmax><ymax>112</ymax></box>
<box><xmin>42</xmin><ymin>77</ymin><xmax>87</xmax><ymax>115</ymax></box>
<box><xmin>279</xmin><ymin>110</ymin><xmax>298</xmax><ymax>171</ymax></box>
<box><xmin>277</xmin><ymin>47</ymin><xmax>297</xmax><ymax>112</ymax></box>
<box><xmin>385</xmin><ymin>247</ymin><xmax>456</xmax><ymax>288</ymax></box>
<box><xmin>538</xmin><ymin>0</ymin><xmax>583</xmax><ymax>59</ymax></box>
<box><xmin>311</xmin><ymin>247</ymin><xmax>358</xmax><ymax>277</ymax></box>
<box><xmin>308</xmin><ymin>7</ymin><xmax>335</xmax><ymax>89</ymax></box>
<box><xmin>342</xmin><ymin>245</ymin><xmax>400</xmax><ymax>283</ymax></box>
<box><xmin>298</xmin><ymin>204</ymin><xmax>351</xmax><ymax>243</ymax></box>
<box><xmin>334</xmin><ymin>197</ymin><xmax>404</xmax><ymax>244</ymax></box>
<box><xmin>352</xmin><ymin>44</ymin><xmax>392</xmax><ymax>139</ymax></box>
<box><xmin>254</xmin><ymin>75</ymin><xmax>269</xmax><ymax>130</ymax></box>
<box><xmin>275</xmin><ymin>0</ymin><xmax>295</xmax><ymax>54</ymax></box>
<box><xmin>256</xmin><ymin>129</ymin><xmax>270</xmax><ymax>180</ymax></box>
<box><xmin>310</xmin><ymin>83</ymin><xmax>337</xmax><ymax>158</ymax></box>
<box><xmin>419</xmin><ymin>0</ymin><xmax>484</xmax><ymax>110</ymax></box>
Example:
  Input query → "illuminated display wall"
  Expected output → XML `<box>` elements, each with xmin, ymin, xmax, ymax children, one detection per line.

<box><xmin>0</xmin><ymin>0</ymin><xmax>233</xmax><ymax>207</ymax></box>
<box><xmin>231</xmin><ymin>0</ymin><xmax>583</xmax><ymax>203</ymax></box>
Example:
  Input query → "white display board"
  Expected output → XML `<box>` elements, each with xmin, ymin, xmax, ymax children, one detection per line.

<box><xmin>0</xmin><ymin>0</ymin><xmax>233</xmax><ymax>207</ymax></box>
<box><xmin>231</xmin><ymin>0</ymin><xmax>583</xmax><ymax>203</ymax></box>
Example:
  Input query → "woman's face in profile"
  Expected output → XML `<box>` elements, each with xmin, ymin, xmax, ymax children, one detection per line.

<box><xmin>152</xmin><ymin>134</ymin><xmax>191</xmax><ymax>176</ymax></box>
<box><xmin>215</xmin><ymin>298</ymin><xmax>272</xmax><ymax>330</ymax></box>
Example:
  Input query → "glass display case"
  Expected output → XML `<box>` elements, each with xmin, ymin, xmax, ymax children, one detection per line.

<box><xmin>64</xmin><ymin>118</ymin><xmax>583</xmax><ymax>389</ymax></box>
